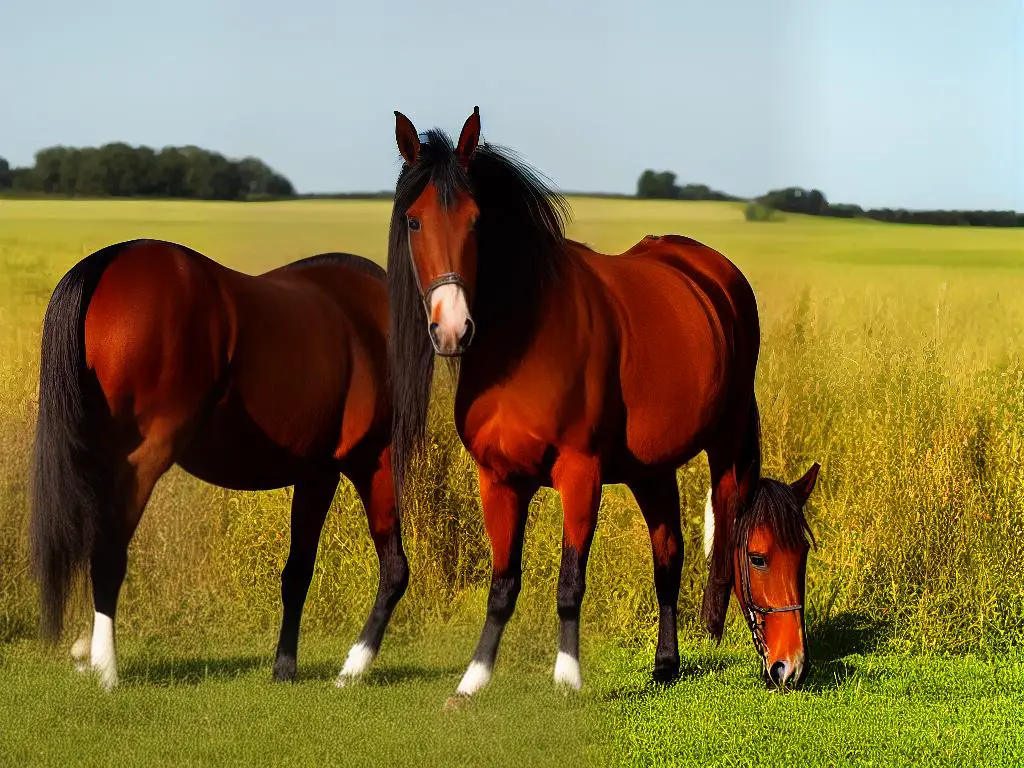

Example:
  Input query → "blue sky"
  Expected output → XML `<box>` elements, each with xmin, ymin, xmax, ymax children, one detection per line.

<box><xmin>1</xmin><ymin>0</ymin><xmax>1020</xmax><ymax>210</ymax></box>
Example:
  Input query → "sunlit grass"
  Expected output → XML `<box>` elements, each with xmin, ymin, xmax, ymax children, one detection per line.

<box><xmin>3</xmin><ymin>197</ymin><xmax>1024</xmax><ymax>766</ymax></box>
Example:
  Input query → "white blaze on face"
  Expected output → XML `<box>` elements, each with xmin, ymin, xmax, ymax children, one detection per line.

<box><xmin>429</xmin><ymin>283</ymin><xmax>471</xmax><ymax>355</ymax></box>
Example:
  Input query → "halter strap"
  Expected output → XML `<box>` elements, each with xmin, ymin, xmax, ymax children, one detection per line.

<box><xmin>738</xmin><ymin>525</ymin><xmax>804</xmax><ymax>617</ymax></box>
<box><xmin>416</xmin><ymin>271</ymin><xmax>469</xmax><ymax>320</ymax></box>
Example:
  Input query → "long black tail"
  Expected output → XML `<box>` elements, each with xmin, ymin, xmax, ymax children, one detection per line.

<box><xmin>29</xmin><ymin>244</ymin><xmax>125</xmax><ymax>642</ymax></box>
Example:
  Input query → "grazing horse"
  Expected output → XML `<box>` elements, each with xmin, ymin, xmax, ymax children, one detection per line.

<box><xmin>385</xmin><ymin>107</ymin><xmax>821</xmax><ymax>698</ymax></box>
<box><xmin>29</xmin><ymin>239</ymin><xmax>409</xmax><ymax>690</ymax></box>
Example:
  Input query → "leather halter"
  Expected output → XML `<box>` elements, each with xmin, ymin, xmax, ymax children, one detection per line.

<box><xmin>417</xmin><ymin>271</ymin><xmax>474</xmax><ymax>357</ymax></box>
<box><xmin>419</xmin><ymin>271</ymin><xmax>469</xmax><ymax>319</ymax></box>
<box><xmin>737</xmin><ymin>524</ymin><xmax>803</xmax><ymax>667</ymax></box>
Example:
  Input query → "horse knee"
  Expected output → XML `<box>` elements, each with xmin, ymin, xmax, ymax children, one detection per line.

<box><xmin>487</xmin><ymin>573</ymin><xmax>521</xmax><ymax>623</ymax></box>
<box><xmin>280</xmin><ymin>559</ymin><xmax>315</xmax><ymax>593</ymax></box>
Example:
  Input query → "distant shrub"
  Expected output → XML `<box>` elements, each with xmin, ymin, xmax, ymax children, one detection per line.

<box><xmin>744</xmin><ymin>202</ymin><xmax>783</xmax><ymax>222</ymax></box>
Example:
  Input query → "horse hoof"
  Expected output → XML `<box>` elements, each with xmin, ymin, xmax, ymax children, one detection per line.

<box><xmin>335</xmin><ymin>673</ymin><xmax>362</xmax><ymax>689</ymax></box>
<box><xmin>443</xmin><ymin>694</ymin><xmax>471</xmax><ymax>712</ymax></box>
<box><xmin>652</xmin><ymin>660</ymin><xmax>680</xmax><ymax>685</ymax></box>
<box><xmin>70</xmin><ymin>637</ymin><xmax>90</xmax><ymax>673</ymax></box>
<box><xmin>272</xmin><ymin>656</ymin><xmax>297</xmax><ymax>683</ymax></box>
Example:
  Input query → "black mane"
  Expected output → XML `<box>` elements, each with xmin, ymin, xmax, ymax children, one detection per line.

<box><xmin>735</xmin><ymin>478</ymin><xmax>816</xmax><ymax>552</ymax></box>
<box><xmin>386</xmin><ymin>126</ymin><xmax>571</xmax><ymax>503</ymax></box>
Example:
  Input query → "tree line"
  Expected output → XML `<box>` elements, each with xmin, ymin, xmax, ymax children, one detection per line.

<box><xmin>637</xmin><ymin>169</ymin><xmax>1023</xmax><ymax>228</ymax></box>
<box><xmin>0</xmin><ymin>143</ymin><xmax>295</xmax><ymax>200</ymax></box>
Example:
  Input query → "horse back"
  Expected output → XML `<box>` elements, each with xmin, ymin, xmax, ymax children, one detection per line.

<box><xmin>578</xmin><ymin>235</ymin><xmax>761</xmax><ymax>467</ymax></box>
<box><xmin>83</xmin><ymin>240</ymin><xmax>389</xmax><ymax>490</ymax></box>
<box><xmin>208</xmin><ymin>252</ymin><xmax>391</xmax><ymax>470</ymax></box>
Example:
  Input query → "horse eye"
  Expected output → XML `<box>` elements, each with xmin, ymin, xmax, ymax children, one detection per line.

<box><xmin>407</xmin><ymin>216</ymin><xmax>421</xmax><ymax>231</ymax></box>
<box><xmin>749</xmin><ymin>554</ymin><xmax>767</xmax><ymax>569</ymax></box>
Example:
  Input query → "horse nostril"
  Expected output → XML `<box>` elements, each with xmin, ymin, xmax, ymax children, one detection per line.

<box><xmin>769</xmin><ymin>661</ymin><xmax>787</xmax><ymax>686</ymax></box>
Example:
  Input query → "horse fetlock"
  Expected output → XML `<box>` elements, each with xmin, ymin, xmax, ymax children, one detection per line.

<box><xmin>455</xmin><ymin>661</ymin><xmax>492</xmax><ymax>696</ymax></box>
<box><xmin>335</xmin><ymin>641</ymin><xmax>377</xmax><ymax>688</ymax></box>
<box><xmin>553</xmin><ymin>651</ymin><xmax>583</xmax><ymax>691</ymax></box>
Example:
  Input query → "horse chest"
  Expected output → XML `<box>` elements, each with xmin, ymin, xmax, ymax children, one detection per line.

<box><xmin>456</xmin><ymin>393</ymin><xmax>557</xmax><ymax>481</ymax></box>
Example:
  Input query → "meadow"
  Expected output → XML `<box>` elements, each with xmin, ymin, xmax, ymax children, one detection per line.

<box><xmin>1</xmin><ymin>197</ymin><xmax>1023</xmax><ymax>766</ymax></box>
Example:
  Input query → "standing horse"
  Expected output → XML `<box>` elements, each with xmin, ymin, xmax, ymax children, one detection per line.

<box><xmin>386</xmin><ymin>107</ymin><xmax>821</xmax><ymax>698</ymax></box>
<box><xmin>29</xmin><ymin>239</ymin><xmax>409</xmax><ymax>690</ymax></box>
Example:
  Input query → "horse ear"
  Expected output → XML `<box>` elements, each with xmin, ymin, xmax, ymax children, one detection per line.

<box><xmin>456</xmin><ymin>106</ymin><xmax>481</xmax><ymax>168</ymax></box>
<box><xmin>394</xmin><ymin>111</ymin><xmax>420</xmax><ymax>164</ymax></box>
<box><xmin>790</xmin><ymin>462</ymin><xmax>821</xmax><ymax>504</ymax></box>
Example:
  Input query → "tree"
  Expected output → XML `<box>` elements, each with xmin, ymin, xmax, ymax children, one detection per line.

<box><xmin>155</xmin><ymin>148</ymin><xmax>190</xmax><ymax>197</ymax></box>
<box><xmin>3</xmin><ymin>142</ymin><xmax>295</xmax><ymax>200</ymax></box>
<box><xmin>759</xmin><ymin>187</ymin><xmax>829</xmax><ymax>216</ymax></box>
<box><xmin>636</xmin><ymin>169</ymin><xmax>680</xmax><ymax>199</ymax></box>
<box><xmin>0</xmin><ymin>157</ymin><xmax>11</xmax><ymax>189</ymax></box>
<box><xmin>34</xmin><ymin>147</ymin><xmax>70</xmax><ymax>193</ymax></box>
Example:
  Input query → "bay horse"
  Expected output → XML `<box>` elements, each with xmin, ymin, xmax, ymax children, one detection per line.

<box><xmin>29</xmin><ymin>239</ymin><xmax>409</xmax><ymax>690</ymax></box>
<box><xmin>386</xmin><ymin>107</ymin><xmax>821</xmax><ymax>697</ymax></box>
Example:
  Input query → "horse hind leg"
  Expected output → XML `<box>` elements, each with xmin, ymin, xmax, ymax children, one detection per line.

<box><xmin>86</xmin><ymin>431</ymin><xmax>174</xmax><ymax>690</ymax></box>
<box><xmin>272</xmin><ymin>469</ymin><xmax>340</xmax><ymax>682</ymax></box>
<box><xmin>336</xmin><ymin>447</ymin><xmax>410</xmax><ymax>687</ymax></box>
<box><xmin>702</xmin><ymin>397</ymin><xmax>761</xmax><ymax>641</ymax></box>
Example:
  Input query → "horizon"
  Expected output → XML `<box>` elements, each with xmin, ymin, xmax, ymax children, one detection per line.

<box><xmin>1</xmin><ymin>0</ymin><xmax>1020</xmax><ymax>212</ymax></box>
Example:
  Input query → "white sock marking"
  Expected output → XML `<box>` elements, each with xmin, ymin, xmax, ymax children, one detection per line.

<box><xmin>553</xmin><ymin>651</ymin><xmax>582</xmax><ymax>691</ymax></box>
<box><xmin>703</xmin><ymin>488</ymin><xmax>715</xmax><ymax>560</ymax></box>
<box><xmin>90</xmin><ymin>611</ymin><xmax>118</xmax><ymax>691</ymax></box>
<box><xmin>455</xmin><ymin>661</ymin><xmax>492</xmax><ymax>696</ymax></box>
<box><xmin>334</xmin><ymin>642</ymin><xmax>376</xmax><ymax>687</ymax></box>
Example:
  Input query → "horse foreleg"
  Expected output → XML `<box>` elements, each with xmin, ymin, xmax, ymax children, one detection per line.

<box><xmin>335</xmin><ymin>448</ymin><xmax>409</xmax><ymax>687</ymax></box>
<box><xmin>272</xmin><ymin>470</ymin><xmax>339</xmax><ymax>682</ymax></box>
<box><xmin>552</xmin><ymin>453</ymin><xmax>601</xmax><ymax>692</ymax></box>
<box><xmin>628</xmin><ymin>471</ymin><xmax>683</xmax><ymax>683</ymax></box>
<box><xmin>452</xmin><ymin>469</ymin><xmax>536</xmax><ymax>700</ymax></box>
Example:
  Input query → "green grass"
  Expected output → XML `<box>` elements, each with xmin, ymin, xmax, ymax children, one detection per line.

<box><xmin>2</xmin><ymin>197</ymin><xmax>1024</xmax><ymax>765</ymax></box>
<box><xmin>2</xmin><ymin>631</ymin><xmax>1022</xmax><ymax>767</ymax></box>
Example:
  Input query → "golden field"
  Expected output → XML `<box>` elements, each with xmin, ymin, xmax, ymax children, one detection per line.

<box><xmin>2</xmin><ymin>197</ymin><xmax>1023</xmax><ymax>656</ymax></box>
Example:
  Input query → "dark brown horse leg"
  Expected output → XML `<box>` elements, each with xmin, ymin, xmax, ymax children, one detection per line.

<box><xmin>628</xmin><ymin>471</ymin><xmax>683</xmax><ymax>683</ymax></box>
<box><xmin>335</xmin><ymin>447</ymin><xmax>409</xmax><ymax>687</ymax></box>
<box><xmin>453</xmin><ymin>468</ymin><xmax>537</xmax><ymax>698</ymax></box>
<box><xmin>702</xmin><ymin>458</ymin><xmax>741</xmax><ymax>642</ymax></box>
<box><xmin>272</xmin><ymin>470</ymin><xmax>340</xmax><ymax>682</ymax></box>
<box><xmin>87</xmin><ymin>436</ymin><xmax>173</xmax><ymax>690</ymax></box>
<box><xmin>552</xmin><ymin>454</ymin><xmax>602</xmax><ymax>691</ymax></box>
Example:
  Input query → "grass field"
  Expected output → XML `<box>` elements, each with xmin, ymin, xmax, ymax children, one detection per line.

<box><xmin>2</xmin><ymin>197</ymin><xmax>1023</xmax><ymax>766</ymax></box>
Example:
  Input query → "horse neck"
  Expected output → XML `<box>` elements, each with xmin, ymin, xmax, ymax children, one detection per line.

<box><xmin>459</xmin><ymin>244</ymin><xmax>582</xmax><ymax>387</ymax></box>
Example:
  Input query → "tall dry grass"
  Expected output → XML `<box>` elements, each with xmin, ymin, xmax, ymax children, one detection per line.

<box><xmin>1</xmin><ymin>199</ymin><xmax>1023</xmax><ymax>655</ymax></box>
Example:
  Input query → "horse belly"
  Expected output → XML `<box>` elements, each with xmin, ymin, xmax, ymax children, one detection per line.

<box><xmin>175</xmin><ymin>394</ymin><xmax>336</xmax><ymax>491</ymax></box>
<box><xmin>618</xmin><ymin>304</ymin><xmax>726</xmax><ymax>467</ymax></box>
